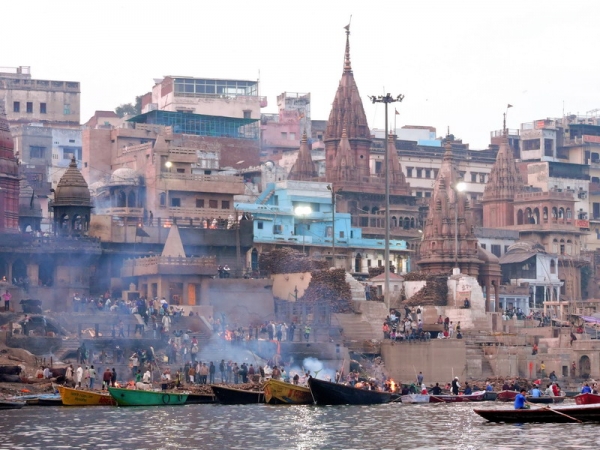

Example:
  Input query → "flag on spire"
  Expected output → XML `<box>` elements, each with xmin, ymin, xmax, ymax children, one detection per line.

<box><xmin>395</xmin><ymin>109</ymin><xmax>400</xmax><ymax>115</ymax></box>
<box><xmin>507</xmin><ymin>104</ymin><xmax>513</xmax><ymax>108</ymax></box>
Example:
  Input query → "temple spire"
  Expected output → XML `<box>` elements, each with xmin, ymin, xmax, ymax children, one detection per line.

<box><xmin>343</xmin><ymin>24</ymin><xmax>352</xmax><ymax>73</ymax></box>
<box><xmin>288</xmin><ymin>129</ymin><xmax>317</xmax><ymax>181</ymax></box>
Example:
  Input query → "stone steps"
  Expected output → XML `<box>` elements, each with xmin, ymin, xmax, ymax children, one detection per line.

<box><xmin>345</xmin><ymin>272</ymin><xmax>366</xmax><ymax>302</ymax></box>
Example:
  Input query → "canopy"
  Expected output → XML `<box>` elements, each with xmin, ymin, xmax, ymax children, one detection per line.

<box><xmin>580</xmin><ymin>316</ymin><xmax>600</xmax><ymax>324</ymax></box>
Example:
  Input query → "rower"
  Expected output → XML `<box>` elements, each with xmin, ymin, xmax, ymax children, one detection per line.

<box><xmin>514</xmin><ymin>389</ymin><xmax>531</xmax><ymax>409</ymax></box>
<box><xmin>530</xmin><ymin>384</ymin><xmax>542</xmax><ymax>398</ymax></box>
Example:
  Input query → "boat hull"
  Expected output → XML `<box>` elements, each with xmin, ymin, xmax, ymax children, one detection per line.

<box><xmin>400</xmin><ymin>394</ymin><xmax>430</xmax><ymax>404</ymax></box>
<box><xmin>57</xmin><ymin>386</ymin><xmax>117</xmax><ymax>406</ymax></box>
<box><xmin>474</xmin><ymin>404</ymin><xmax>600</xmax><ymax>423</ymax></box>
<box><xmin>308</xmin><ymin>378</ymin><xmax>392</xmax><ymax>406</ymax></box>
<box><xmin>429</xmin><ymin>391</ymin><xmax>486</xmax><ymax>403</ymax></box>
<box><xmin>0</xmin><ymin>401</ymin><xmax>25</xmax><ymax>410</ymax></box>
<box><xmin>185</xmin><ymin>393</ymin><xmax>217</xmax><ymax>404</ymax></box>
<box><xmin>496</xmin><ymin>390</ymin><xmax>518</xmax><ymax>402</ymax></box>
<box><xmin>528</xmin><ymin>396</ymin><xmax>565</xmax><ymax>404</ymax></box>
<box><xmin>575</xmin><ymin>393</ymin><xmax>600</xmax><ymax>405</ymax></box>
<box><xmin>108</xmin><ymin>387</ymin><xmax>188</xmax><ymax>406</ymax></box>
<box><xmin>264</xmin><ymin>379</ymin><xmax>313</xmax><ymax>405</ymax></box>
<box><xmin>210</xmin><ymin>385</ymin><xmax>264</xmax><ymax>404</ymax></box>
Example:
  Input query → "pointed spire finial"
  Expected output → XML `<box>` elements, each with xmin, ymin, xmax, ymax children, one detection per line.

<box><xmin>503</xmin><ymin>112</ymin><xmax>507</xmax><ymax>137</ymax></box>
<box><xmin>301</xmin><ymin>128</ymin><xmax>308</xmax><ymax>143</ymax></box>
<box><xmin>343</xmin><ymin>22</ymin><xmax>352</xmax><ymax>73</ymax></box>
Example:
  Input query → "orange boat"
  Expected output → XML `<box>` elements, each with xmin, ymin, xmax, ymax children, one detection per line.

<box><xmin>57</xmin><ymin>385</ymin><xmax>117</xmax><ymax>406</ymax></box>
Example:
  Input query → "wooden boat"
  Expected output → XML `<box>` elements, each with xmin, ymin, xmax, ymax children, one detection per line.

<box><xmin>474</xmin><ymin>403</ymin><xmax>600</xmax><ymax>423</ymax></box>
<box><xmin>24</xmin><ymin>394</ymin><xmax>63</xmax><ymax>406</ymax></box>
<box><xmin>0</xmin><ymin>400</ymin><xmax>25</xmax><ymax>410</ymax></box>
<box><xmin>496</xmin><ymin>390</ymin><xmax>518</xmax><ymax>402</ymax></box>
<box><xmin>575</xmin><ymin>393</ymin><xmax>600</xmax><ymax>405</ymax></box>
<box><xmin>483</xmin><ymin>391</ymin><xmax>498</xmax><ymax>401</ymax></box>
<box><xmin>263</xmin><ymin>379</ymin><xmax>313</xmax><ymax>405</ymax></box>
<box><xmin>308</xmin><ymin>377</ymin><xmax>392</xmax><ymax>406</ymax></box>
<box><xmin>185</xmin><ymin>393</ymin><xmax>217</xmax><ymax>404</ymax></box>
<box><xmin>527</xmin><ymin>395</ymin><xmax>565</xmax><ymax>404</ymax></box>
<box><xmin>428</xmin><ymin>391</ymin><xmax>486</xmax><ymax>403</ymax></box>
<box><xmin>400</xmin><ymin>394</ymin><xmax>430</xmax><ymax>404</ymax></box>
<box><xmin>107</xmin><ymin>387</ymin><xmax>188</xmax><ymax>406</ymax></box>
<box><xmin>57</xmin><ymin>386</ymin><xmax>116</xmax><ymax>406</ymax></box>
<box><xmin>210</xmin><ymin>385</ymin><xmax>264</xmax><ymax>404</ymax></box>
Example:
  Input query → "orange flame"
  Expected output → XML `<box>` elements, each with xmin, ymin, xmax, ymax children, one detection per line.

<box><xmin>390</xmin><ymin>379</ymin><xmax>397</xmax><ymax>392</ymax></box>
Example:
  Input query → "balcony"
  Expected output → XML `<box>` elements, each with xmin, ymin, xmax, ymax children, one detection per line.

<box><xmin>96</xmin><ymin>207</ymin><xmax>144</xmax><ymax>217</ymax></box>
<box><xmin>167</xmin><ymin>207</ymin><xmax>236</xmax><ymax>220</ymax></box>
<box><xmin>121</xmin><ymin>255</ymin><xmax>217</xmax><ymax>277</ymax></box>
<box><xmin>159</xmin><ymin>172</ymin><xmax>245</xmax><ymax>194</ymax></box>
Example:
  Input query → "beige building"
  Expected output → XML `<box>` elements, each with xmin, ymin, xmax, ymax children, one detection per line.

<box><xmin>0</xmin><ymin>66</ymin><xmax>80</xmax><ymax>127</ymax></box>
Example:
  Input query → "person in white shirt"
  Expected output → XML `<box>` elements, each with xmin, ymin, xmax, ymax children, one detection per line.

<box><xmin>143</xmin><ymin>370</ymin><xmax>152</xmax><ymax>383</ymax></box>
<box><xmin>76</xmin><ymin>365</ymin><xmax>83</xmax><ymax>388</ymax></box>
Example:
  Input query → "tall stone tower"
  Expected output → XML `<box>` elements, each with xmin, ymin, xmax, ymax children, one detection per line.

<box><xmin>482</xmin><ymin>119</ymin><xmax>524</xmax><ymax>227</ymax></box>
<box><xmin>417</xmin><ymin>139</ymin><xmax>481</xmax><ymax>276</ymax></box>
<box><xmin>324</xmin><ymin>25</ymin><xmax>371</xmax><ymax>182</ymax></box>
<box><xmin>0</xmin><ymin>103</ymin><xmax>20</xmax><ymax>233</ymax></box>
<box><xmin>52</xmin><ymin>156</ymin><xmax>93</xmax><ymax>236</ymax></box>
<box><xmin>288</xmin><ymin>130</ymin><xmax>317</xmax><ymax>181</ymax></box>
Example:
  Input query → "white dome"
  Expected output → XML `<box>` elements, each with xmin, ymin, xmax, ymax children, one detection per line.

<box><xmin>110</xmin><ymin>168</ymin><xmax>139</xmax><ymax>185</ymax></box>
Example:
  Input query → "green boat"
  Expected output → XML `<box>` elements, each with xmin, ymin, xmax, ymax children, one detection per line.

<box><xmin>108</xmin><ymin>387</ymin><xmax>188</xmax><ymax>406</ymax></box>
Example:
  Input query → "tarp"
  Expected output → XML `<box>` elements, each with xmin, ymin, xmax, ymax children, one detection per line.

<box><xmin>580</xmin><ymin>316</ymin><xmax>600</xmax><ymax>324</ymax></box>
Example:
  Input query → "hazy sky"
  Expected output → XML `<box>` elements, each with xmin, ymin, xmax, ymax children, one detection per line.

<box><xmin>3</xmin><ymin>0</ymin><xmax>599</xmax><ymax>148</ymax></box>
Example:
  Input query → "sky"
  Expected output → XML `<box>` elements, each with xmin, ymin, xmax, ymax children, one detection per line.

<box><xmin>3</xmin><ymin>0</ymin><xmax>600</xmax><ymax>149</ymax></box>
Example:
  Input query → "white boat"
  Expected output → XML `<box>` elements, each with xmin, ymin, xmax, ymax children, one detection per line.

<box><xmin>401</xmin><ymin>393</ymin><xmax>430</xmax><ymax>403</ymax></box>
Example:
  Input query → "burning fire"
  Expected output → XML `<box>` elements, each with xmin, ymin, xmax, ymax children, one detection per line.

<box><xmin>390</xmin><ymin>379</ymin><xmax>397</xmax><ymax>393</ymax></box>
<box><xmin>224</xmin><ymin>330</ymin><xmax>233</xmax><ymax>341</ymax></box>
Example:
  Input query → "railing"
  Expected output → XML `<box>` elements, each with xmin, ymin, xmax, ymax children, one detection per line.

<box><xmin>161</xmin><ymin>172</ymin><xmax>243</xmax><ymax>184</ymax></box>
<box><xmin>122</xmin><ymin>143</ymin><xmax>152</xmax><ymax>154</ymax></box>
<box><xmin>122</xmin><ymin>255</ymin><xmax>216</xmax><ymax>268</ymax></box>
<box><xmin>96</xmin><ymin>207</ymin><xmax>143</xmax><ymax>216</ymax></box>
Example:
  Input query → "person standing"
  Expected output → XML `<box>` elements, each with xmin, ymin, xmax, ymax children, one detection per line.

<box><xmin>102</xmin><ymin>368</ymin><xmax>112</xmax><ymax>390</ymax></box>
<box><xmin>111</xmin><ymin>368</ymin><xmax>117</xmax><ymax>387</ymax></box>
<box><xmin>2</xmin><ymin>290</ymin><xmax>11</xmax><ymax>311</ymax></box>
<box><xmin>451</xmin><ymin>377</ymin><xmax>460</xmax><ymax>395</ymax></box>
<box><xmin>304</xmin><ymin>324</ymin><xmax>311</xmax><ymax>342</ymax></box>
<box><xmin>219</xmin><ymin>360</ymin><xmax>226</xmax><ymax>382</ymax></box>
<box><xmin>417</xmin><ymin>371</ymin><xmax>424</xmax><ymax>386</ymax></box>
<box><xmin>209</xmin><ymin>362</ymin><xmax>216</xmax><ymax>384</ymax></box>
<box><xmin>540</xmin><ymin>361</ymin><xmax>546</xmax><ymax>378</ymax></box>
<box><xmin>288</xmin><ymin>322</ymin><xmax>296</xmax><ymax>342</ymax></box>
<box><xmin>65</xmin><ymin>365</ymin><xmax>74</xmax><ymax>387</ymax></box>
<box><xmin>76</xmin><ymin>365</ymin><xmax>83</xmax><ymax>388</ymax></box>
<box><xmin>88</xmin><ymin>365</ymin><xmax>97</xmax><ymax>390</ymax></box>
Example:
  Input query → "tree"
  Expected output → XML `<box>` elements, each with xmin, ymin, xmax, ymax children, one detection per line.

<box><xmin>114</xmin><ymin>95</ymin><xmax>144</xmax><ymax>118</ymax></box>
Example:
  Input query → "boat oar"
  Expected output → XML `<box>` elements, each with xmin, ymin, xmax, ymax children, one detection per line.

<box><xmin>541</xmin><ymin>405</ymin><xmax>582</xmax><ymax>423</ymax></box>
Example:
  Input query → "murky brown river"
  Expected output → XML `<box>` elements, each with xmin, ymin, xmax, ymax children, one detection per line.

<box><xmin>0</xmin><ymin>402</ymin><xmax>597</xmax><ymax>449</ymax></box>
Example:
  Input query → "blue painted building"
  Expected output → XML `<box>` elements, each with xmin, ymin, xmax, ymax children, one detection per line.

<box><xmin>235</xmin><ymin>180</ymin><xmax>411</xmax><ymax>273</ymax></box>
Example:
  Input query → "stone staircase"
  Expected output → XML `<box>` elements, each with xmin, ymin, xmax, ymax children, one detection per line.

<box><xmin>332</xmin><ymin>301</ymin><xmax>388</xmax><ymax>352</ymax></box>
<box><xmin>345</xmin><ymin>272</ymin><xmax>366</xmax><ymax>302</ymax></box>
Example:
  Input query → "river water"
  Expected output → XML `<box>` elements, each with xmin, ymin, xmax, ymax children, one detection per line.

<box><xmin>0</xmin><ymin>402</ymin><xmax>596</xmax><ymax>449</ymax></box>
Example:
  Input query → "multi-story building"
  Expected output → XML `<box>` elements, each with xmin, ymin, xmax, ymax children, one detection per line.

<box><xmin>0</xmin><ymin>66</ymin><xmax>80</xmax><ymax>127</ymax></box>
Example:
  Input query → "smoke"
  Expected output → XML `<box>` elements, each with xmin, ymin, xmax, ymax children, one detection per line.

<box><xmin>287</xmin><ymin>357</ymin><xmax>338</xmax><ymax>381</ymax></box>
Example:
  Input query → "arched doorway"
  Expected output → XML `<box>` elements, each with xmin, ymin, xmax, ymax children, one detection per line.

<box><xmin>355</xmin><ymin>253</ymin><xmax>362</xmax><ymax>273</ymax></box>
<box><xmin>251</xmin><ymin>248</ymin><xmax>259</xmax><ymax>271</ymax></box>
<box><xmin>579</xmin><ymin>355</ymin><xmax>591</xmax><ymax>379</ymax></box>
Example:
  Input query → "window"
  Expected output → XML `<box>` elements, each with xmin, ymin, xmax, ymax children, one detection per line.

<box><xmin>176</xmin><ymin>168</ymin><xmax>185</xmax><ymax>173</ymax></box>
<box><xmin>479</xmin><ymin>174</ymin><xmax>486</xmax><ymax>183</ymax></box>
<box><xmin>416</xmin><ymin>191</ymin><xmax>423</xmax><ymax>197</ymax></box>
<box><xmin>375</xmin><ymin>161</ymin><xmax>382</xmax><ymax>174</ymax></box>
<box><xmin>289</xmin><ymin>132</ymin><xmax>296</xmax><ymax>140</ymax></box>
<box><xmin>243</xmin><ymin>110</ymin><xmax>251</xmax><ymax>119</ymax></box>
<box><xmin>424</xmin><ymin>192</ymin><xmax>431</xmax><ymax>198</ymax></box>
<box><xmin>367</xmin><ymin>259</ymin><xmax>371</xmax><ymax>267</ymax></box>
<box><xmin>170</xmin><ymin>197</ymin><xmax>181</xmax><ymax>207</ymax></box>
<box><xmin>40</xmin><ymin>103</ymin><xmax>46</xmax><ymax>114</ymax></box>
<box><xmin>406</xmin><ymin>167</ymin><xmax>413</xmax><ymax>177</ymax></box>
<box><xmin>13</xmin><ymin>101</ymin><xmax>20</xmax><ymax>113</ymax></box>
<box><xmin>491</xmin><ymin>244</ymin><xmax>501</xmax><ymax>257</ymax></box>
<box><xmin>196</xmin><ymin>199</ymin><xmax>205</xmax><ymax>208</ymax></box>
<box><xmin>425</xmin><ymin>169</ymin><xmax>431</xmax><ymax>178</ymax></box>
<box><xmin>504</xmin><ymin>245</ymin><xmax>509</xmax><ymax>254</ymax></box>
<box><xmin>544</xmin><ymin>139</ymin><xmax>553</xmax><ymax>157</ymax></box>
<box><xmin>209</xmin><ymin>199</ymin><xmax>218</xmax><ymax>208</ymax></box>
<box><xmin>221</xmin><ymin>200</ymin><xmax>230</xmax><ymax>209</ymax></box>
<box><xmin>522</xmin><ymin>139</ymin><xmax>540</xmax><ymax>151</ymax></box>
<box><xmin>25</xmin><ymin>102</ymin><xmax>33</xmax><ymax>113</ymax></box>
<box><xmin>480</xmin><ymin>244</ymin><xmax>487</xmax><ymax>249</ymax></box>
<box><xmin>257</xmin><ymin>221</ymin><xmax>263</xmax><ymax>230</ymax></box>
<box><xmin>63</xmin><ymin>104</ymin><xmax>71</xmax><ymax>115</ymax></box>
<box><xmin>471</xmin><ymin>172</ymin><xmax>477</xmax><ymax>182</ymax></box>
<box><xmin>29</xmin><ymin>146</ymin><xmax>46</xmax><ymax>159</ymax></box>
<box><xmin>159</xmin><ymin>193</ymin><xmax>166</xmax><ymax>207</ymax></box>
<box><xmin>280</xmin><ymin>132</ymin><xmax>287</xmax><ymax>140</ymax></box>
<box><xmin>273</xmin><ymin>224</ymin><xmax>283</xmax><ymax>235</ymax></box>
<box><xmin>340</xmin><ymin>231</ymin><xmax>345</xmax><ymax>238</ymax></box>
<box><xmin>594</xmin><ymin>203</ymin><xmax>600</xmax><ymax>220</ymax></box>
<box><xmin>433</xmin><ymin>169</ymin><xmax>439</xmax><ymax>178</ymax></box>
<box><xmin>416</xmin><ymin>168</ymin><xmax>423</xmax><ymax>178</ymax></box>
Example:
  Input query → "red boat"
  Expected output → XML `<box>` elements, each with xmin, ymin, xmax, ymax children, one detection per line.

<box><xmin>496</xmin><ymin>390</ymin><xmax>518</xmax><ymax>402</ymax></box>
<box><xmin>428</xmin><ymin>391</ymin><xmax>486</xmax><ymax>403</ymax></box>
<box><xmin>575</xmin><ymin>393</ymin><xmax>600</xmax><ymax>405</ymax></box>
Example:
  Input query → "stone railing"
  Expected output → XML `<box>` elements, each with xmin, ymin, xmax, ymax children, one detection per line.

<box><xmin>161</xmin><ymin>172</ymin><xmax>243</xmax><ymax>184</ymax></box>
<box><xmin>122</xmin><ymin>143</ymin><xmax>152</xmax><ymax>154</ymax></box>
<box><xmin>123</xmin><ymin>255</ymin><xmax>216</xmax><ymax>269</ymax></box>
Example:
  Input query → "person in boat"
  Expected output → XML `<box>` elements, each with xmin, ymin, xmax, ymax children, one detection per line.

<box><xmin>501</xmin><ymin>381</ymin><xmax>510</xmax><ymax>391</ymax></box>
<box><xmin>485</xmin><ymin>382</ymin><xmax>493</xmax><ymax>392</ymax></box>
<box><xmin>592</xmin><ymin>383</ymin><xmax>599</xmax><ymax>394</ymax></box>
<box><xmin>271</xmin><ymin>366</ymin><xmax>281</xmax><ymax>380</ymax></box>
<box><xmin>514</xmin><ymin>389</ymin><xmax>531</xmax><ymax>409</ymax></box>
<box><xmin>293</xmin><ymin>373</ymin><xmax>300</xmax><ymax>385</ymax></box>
<box><xmin>102</xmin><ymin>368</ymin><xmax>112</xmax><ymax>390</ymax></box>
<box><xmin>161</xmin><ymin>371</ymin><xmax>170</xmax><ymax>391</ymax></box>
<box><xmin>581</xmin><ymin>383</ymin><xmax>592</xmax><ymax>394</ymax></box>
<box><xmin>431</xmin><ymin>383</ymin><xmax>442</xmax><ymax>395</ymax></box>
<box><xmin>463</xmin><ymin>383</ymin><xmax>472</xmax><ymax>395</ymax></box>
<box><xmin>544</xmin><ymin>383</ymin><xmax>554</xmax><ymax>396</ymax></box>
<box><xmin>530</xmin><ymin>384</ymin><xmax>542</xmax><ymax>398</ymax></box>
<box><xmin>451</xmin><ymin>377</ymin><xmax>460</xmax><ymax>395</ymax></box>
<box><xmin>421</xmin><ymin>384</ymin><xmax>427</xmax><ymax>394</ymax></box>
<box><xmin>552</xmin><ymin>382</ymin><xmax>560</xmax><ymax>396</ymax></box>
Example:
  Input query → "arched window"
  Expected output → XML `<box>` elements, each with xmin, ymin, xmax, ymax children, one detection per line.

<box><xmin>410</xmin><ymin>217</ymin><xmax>415</xmax><ymax>229</ymax></box>
<box><xmin>559</xmin><ymin>208</ymin><xmax>565</xmax><ymax>219</ymax></box>
<box><xmin>159</xmin><ymin>193</ymin><xmax>166</xmax><ymax>207</ymax></box>
<box><xmin>550</xmin><ymin>259</ymin><xmax>556</xmax><ymax>274</ymax></box>
<box><xmin>403</xmin><ymin>218</ymin><xmax>410</xmax><ymax>229</ymax></box>
<box><xmin>552</xmin><ymin>207</ymin><xmax>558</xmax><ymax>219</ymax></box>
<box><xmin>391</xmin><ymin>216</ymin><xmax>397</xmax><ymax>228</ymax></box>
<box><xmin>526</xmin><ymin>207</ymin><xmax>534</xmax><ymax>224</ymax></box>
<box><xmin>127</xmin><ymin>191</ymin><xmax>136</xmax><ymax>208</ymax></box>
<box><xmin>560</xmin><ymin>239</ymin><xmax>565</xmax><ymax>255</ymax></box>
<box><xmin>543</xmin><ymin>207</ymin><xmax>548</xmax><ymax>223</ymax></box>
<box><xmin>117</xmin><ymin>190</ymin><xmax>126</xmax><ymax>208</ymax></box>
<box><xmin>533</xmin><ymin>208</ymin><xmax>540</xmax><ymax>224</ymax></box>
<box><xmin>566</xmin><ymin>240</ymin><xmax>572</xmax><ymax>255</ymax></box>
<box><xmin>553</xmin><ymin>238</ymin><xmax>558</xmax><ymax>253</ymax></box>
<box><xmin>517</xmin><ymin>209</ymin><xmax>524</xmax><ymax>225</ymax></box>
<box><xmin>566</xmin><ymin>208</ymin><xmax>572</xmax><ymax>219</ymax></box>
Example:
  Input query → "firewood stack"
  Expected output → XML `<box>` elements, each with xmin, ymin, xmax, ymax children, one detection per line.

<box><xmin>259</xmin><ymin>248</ymin><xmax>328</xmax><ymax>274</ymax></box>
<box><xmin>402</xmin><ymin>272</ymin><xmax>450</xmax><ymax>306</ymax></box>
<box><xmin>301</xmin><ymin>268</ymin><xmax>353</xmax><ymax>313</ymax></box>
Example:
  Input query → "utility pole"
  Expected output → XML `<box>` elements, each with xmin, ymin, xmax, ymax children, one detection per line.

<box><xmin>368</xmin><ymin>93</ymin><xmax>404</xmax><ymax>312</ymax></box>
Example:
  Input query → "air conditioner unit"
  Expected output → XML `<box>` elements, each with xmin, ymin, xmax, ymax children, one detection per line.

<box><xmin>578</xmin><ymin>191</ymin><xmax>588</xmax><ymax>199</ymax></box>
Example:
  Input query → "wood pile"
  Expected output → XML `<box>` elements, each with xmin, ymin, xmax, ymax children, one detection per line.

<box><xmin>402</xmin><ymin>272</ymin><xmax>449</xmax><ymax>306</ymax></box>
<box><xmin>259</xmin><ymin>248</ymin><xmax>328</xmax><ymax>274</ymax></box>
<box><xmin>368</xmin><ymin>267</ymin><xmax>384</xmax><ymax>278</ymax></box>
<box><xmin>301</xmin><ymin>268</ymin><xmax>353</xmax><ymax>313</ymax></box>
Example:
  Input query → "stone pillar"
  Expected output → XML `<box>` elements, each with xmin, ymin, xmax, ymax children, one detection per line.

<box><xmin>494</xmin><ymin>281</ymin><xmax>499</xmax><ymax>313</ymax></box>
<box><xmin>27</xmin><ymin>263</ymin><xmax>39</xmax><ymax>286</ymax></box>
<box><xmin>199</xmin><ymin>278</ymin><xmax>210</xmax><ymax>306</ymax></box>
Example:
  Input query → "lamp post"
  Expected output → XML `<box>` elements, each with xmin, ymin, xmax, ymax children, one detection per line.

<box><xmin>453</xmin><ymin>181</ymin><xmax>467</xmax><ymax>272</ymax></box>
<box><xmin>327</xmin><ymin>184</ymin><xmax>342</xmax><ymax>268</ymax></box>
<box><xmin>294</xmin><ymin>206</ymin><xmax>312</xmax><ymax>254</ymax></box>
<box><xmin>368</xmin><ymin>93</ymin><xmax>404</xmax><ymax>310</ymax></box>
